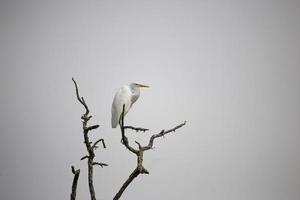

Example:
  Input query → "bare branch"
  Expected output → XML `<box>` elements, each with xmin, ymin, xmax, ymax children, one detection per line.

<box><xmin>80</xmin><ymin>155</ymin><xmax>89</xmax><ymax>161</ymax></box>
<box><xmin>92</xmin><ymin>139</ymin><xmax>106</xmax><ymax>149</ymax></box>
<box><xmin>85</xmin><ymin>125</ymin><xmax>100</xmax><ymax>132</ymax></box>
<box><xmin>113</xmin><ymin>168</ymin><xmax>140</xmax><ymax>200</ymax></box>
<box><xmin>124</xmin><ymin>126</ymin><xmax>149</xmax><ymax>132</ymax></box>
<box><xmin>70</xmin><ymin>166</ymin><xmax>80</xmax><ymax>200</ymax></box>
<box><xmin>143</xmin><ymin>121</ymin><xmax>187</xmax><ymax>151</ymax></box>
<box><xmin>93</xmin><ymin>162</ymin><xmax>109</xmax><ymax>167</ymax></box>
<box><xmin>72</xmin><ymin>77</ymin><xmax>89</xmax><ymax>116</ymax></box>
<box><xmin>119</xmin><ymin>105</ymin><xmax>139</xmax><ymax>154</ymax></box>
<box><xmin>135</xmin><ymin>141</ymin><xmax>142</xmax><ymax>150</ymax></box>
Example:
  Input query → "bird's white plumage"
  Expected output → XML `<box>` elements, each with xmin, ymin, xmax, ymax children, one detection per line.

<box><xmin>111</xmin><ymin>83</ymin><xmax>149</xmax><ymax>128</ymax></box>
<box><xmin>111</xmin><ymin>85</ymin><xmax>133</xmax><ymax>128</ymax></box>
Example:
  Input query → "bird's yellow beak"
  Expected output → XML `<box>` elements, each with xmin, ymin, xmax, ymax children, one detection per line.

<box><xmin>136</xmin><ymin>83</ymin><xmax>150</xmax><ymax>88</ymax></box>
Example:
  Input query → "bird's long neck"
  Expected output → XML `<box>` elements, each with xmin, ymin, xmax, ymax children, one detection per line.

<box><xmin>131</xmin><ymin>88</ymin><xmax>140</xmax><ymax>104</ymax></box>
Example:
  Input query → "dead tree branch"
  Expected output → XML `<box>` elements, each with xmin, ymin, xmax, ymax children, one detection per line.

<box><xmin>123</xmin><ymin>126</ymin><xmax>149</xmax><ymax>132</ymax></box>
<box><xmin>70</xmin><ymin>166</ymin><xmax>80</xmax><ymax>200</ymax></box>
<box><xmin>93</xmin><ymin>162</ymin><xmax>109</xmax><ymax>167</ymax></box>
<box><xmin>113</xmin><ymin>105</ymin><xmax>186</xmax><ymax>200</ymax></box>
<box><xmin>72</xmin><ymin>78</ymin><xmax>108</xmax><ymax>200</ymax></box>
<box><xmin>92</xmin><ymin>139</ymin><xmax>106</xmax><ymax>149</ymax></box>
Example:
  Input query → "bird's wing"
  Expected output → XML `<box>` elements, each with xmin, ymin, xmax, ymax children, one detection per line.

<box><xmin>111</xmin><ymin>86</ymin><xmax>132</xmax><ymax>128</ymax></box>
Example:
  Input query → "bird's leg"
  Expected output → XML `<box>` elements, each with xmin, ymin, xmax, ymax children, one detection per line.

<box><xmin>118</xmin><ymin>115</ymin><xmax>122</xmax><ymax>127</ymax></box>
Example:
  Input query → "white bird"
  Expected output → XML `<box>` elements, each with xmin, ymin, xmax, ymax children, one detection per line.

<box><xmin>111</xmin><ymin>83</ymin><xmax>149</xmax><ymax>128</ymax></box>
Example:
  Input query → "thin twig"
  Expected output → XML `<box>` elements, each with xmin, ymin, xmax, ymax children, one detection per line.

<box><xmin>72</xmin><ymin>78</ymin><xmax>89</xmax><ymax>116</ymax></box>
<box><xmin>85</xmin><ymin>125</ymin><xmax>100</xmax><ymax>132</ymax></box>
<box><xmin>93</xmin><ymin>162</ymin><xmax>109</xmax><ymax>167</ymax></box>
<box><xmin>124</xmin><ymin>126</ymin><xmax>149</xmax><ymax>132</ymax></box>
<box><xmin>81</xmin><ymin>155</ymin><xmax>89</xmax><ymax>160</ymax></box>
<box><xmin>92</xmin><ymin>139</ymin><xmax>106</xmax><ymax>149</ymax></box>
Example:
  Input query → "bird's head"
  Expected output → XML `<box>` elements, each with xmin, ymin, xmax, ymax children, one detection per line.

<box><xmin>129</xmin><ymin>83</ymin><xmax>150</xmax><ymax>102</ymax></box>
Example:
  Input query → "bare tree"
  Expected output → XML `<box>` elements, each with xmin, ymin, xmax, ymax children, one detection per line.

<box><xmin>113</xmin><ymin>105</ymin><xmax>186</xmax><ymax>200</ymax></box>
<box><xmin>71</xmin><ymin>78</ymin><xmax>108</xmax><ymax>200</ymax></box>
<box><xmin>69</xmin><ymin>79</ymin><xmax>186</xmax><ymax>200</ymax></box>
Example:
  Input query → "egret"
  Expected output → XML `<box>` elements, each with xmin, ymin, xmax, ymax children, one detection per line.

<box><xmin>111</xmin><ymin>83</ymin><xmax>149</xmax><ymax>128</ymax></box>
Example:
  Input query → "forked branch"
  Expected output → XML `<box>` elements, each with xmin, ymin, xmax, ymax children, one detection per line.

<box><xmin>113</xmin><ymin>105</ymin><xmax>186</xmax><ymax>200</ymax></box>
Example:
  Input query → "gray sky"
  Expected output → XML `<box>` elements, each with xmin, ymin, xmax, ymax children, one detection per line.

<box><xmin>1</xmin><ymin>0</ymin><xmax>300</xmax><ymax>200</ymax></box>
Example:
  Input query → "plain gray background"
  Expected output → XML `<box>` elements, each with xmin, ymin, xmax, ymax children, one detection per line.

<box><xmin>0</xmin><ymin>0</ymin><xmax>300</xmax><ymax>199</ymax></box>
